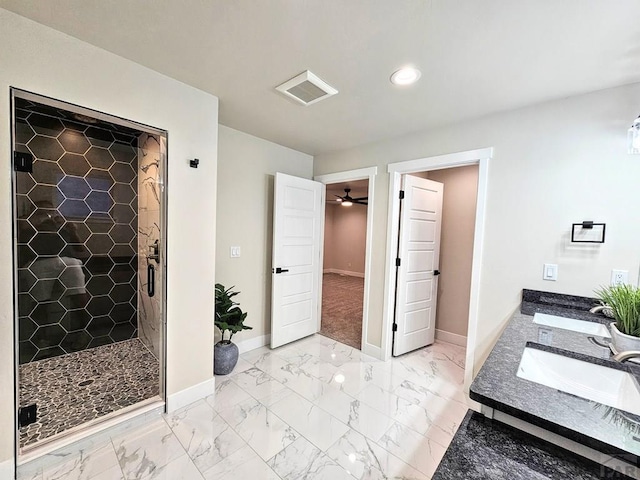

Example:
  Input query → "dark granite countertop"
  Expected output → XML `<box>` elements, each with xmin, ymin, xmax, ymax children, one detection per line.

<box><xmin>433</xmin><ymin>411</ymin><xmax>631</xmax><ymax>479</ymax></box>
<box><xmin>470</xmin><ymin>289</ymin><xmax>640</xmax><ymax>462</ymax></box>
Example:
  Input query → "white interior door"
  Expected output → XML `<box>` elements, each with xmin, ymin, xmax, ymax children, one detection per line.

<box><xmin>271</xmin><ymin>173</ymin><xmax>325</xmax><ymax>348</ymax></box>
<box><xmin>393</xmin><ymin>175</ymin><xmax>443</xmax><ymax>356</ymax></box>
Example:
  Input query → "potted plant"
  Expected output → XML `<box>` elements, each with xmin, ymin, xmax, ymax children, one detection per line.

<box><xmin>595</xmin><ymin>284</ymin><xmax>640</xmax><ymax>353</ymax></box>
<box><xmin>214</xmin><ymin>283</ymin><xmax>252</xmax><ymax>375</ymax></box>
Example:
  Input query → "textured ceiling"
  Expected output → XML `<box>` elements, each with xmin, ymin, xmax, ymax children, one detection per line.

<box><xmin>2</xmin><ymin>0</ymin><xmax>640</xmax><ymax>155</ymax></box>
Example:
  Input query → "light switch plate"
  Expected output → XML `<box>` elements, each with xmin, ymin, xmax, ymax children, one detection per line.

<box><xmin>543</xmin><ymin>263</ymin><xmax>558</xmax><ymax>281</ymax></box>
<box><xmin>230</xmin><ymin>246</ymin><xmax>241</xmax><ymax>258</ymax></box>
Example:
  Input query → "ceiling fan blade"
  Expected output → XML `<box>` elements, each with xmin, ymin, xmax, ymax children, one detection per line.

<box><xmin>352</xmin><ymin>196</ymin><xmax>368</xmax><ymax>201</ymax></box>
<box><xmin>333</xmin><ymin>194</ymin><xmax>343</xmax><ymax>198</ymax></box>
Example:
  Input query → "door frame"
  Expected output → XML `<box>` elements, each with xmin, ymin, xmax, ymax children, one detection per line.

<box><xmin>381</xmin><ymin>148</ymin><xmax>492</xmax><ymax>392</ymax></box>
<box><xmin>314</xmin><ymin>167</ymin><xmax>377</xmax><ymax>357</ymax></box>
<box><xmin>10</xmin><ymin>88</ymin><xmax>169</xmax><ymax>463</ymax></box>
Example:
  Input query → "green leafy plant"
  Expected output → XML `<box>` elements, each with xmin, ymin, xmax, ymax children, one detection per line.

<box><xmin>595</xmin><ymin>284</ymin><xmax>640</xmax><ymax>337</ymax></box>
<box><xmin>215</xmin><ymin>283</ymin><xmax>251</xmax><ymax>344</ymax></box>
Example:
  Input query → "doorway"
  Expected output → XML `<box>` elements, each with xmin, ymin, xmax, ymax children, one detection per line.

<box><xmin>11</xmin><ymin>90</ymin><xmax>167</xmax><ymax>457</ymax></box>
<box><xmin>382</xmin><ymin>148</ymin><xmax>491</xmax><ymax>390</ymax></box>
<box><xmin>314</xmin><ymin>167</ymin><xmax>377</xmax><ymax>357</ymax></box>
<box><xmin>321</xmin><ymin>179</ymin><xmax>369</xmax><ymax>350</ymax></box>
<box><xmin>399</xmin><ymin>166</ymin><xmax>479</xmax><ymax>353</ymax></box>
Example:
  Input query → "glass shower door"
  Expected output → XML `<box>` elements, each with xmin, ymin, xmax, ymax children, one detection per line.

<box><xmin>13</xmin><ymin>90</ymin><xmax>166</xmax><ymax>453</ymax></box>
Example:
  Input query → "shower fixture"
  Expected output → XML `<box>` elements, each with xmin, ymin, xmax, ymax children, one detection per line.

<box><xmin>148</xmin><ymin>239</ymin><xmax>160</xmax><ymax>263</ymax></box>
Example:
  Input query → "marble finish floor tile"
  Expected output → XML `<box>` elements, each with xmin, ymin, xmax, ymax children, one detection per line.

<box><xmin>269</xmin><ymin>363</ymin><xmax>336</xmax><ymax>401</ymax></box>
<box><xmin>242</xmin><ymin>349</ymin><xmax>291</xmax><ymax>377</ymax></box>
<box><xmin>269</xmin><ymin>392</ymin><xmax>350</xmax><ymax>451</ymax></box>
<box><xmin>314</xmin><ymin>387</ymin><xmax>394</xmax><ymax>442</ymax></box>
<box><xmin>394</xmin><ymin>377</ymin><xmax>466</xmax><ymax>406</ymax></box>
<box><xmin>165</xmin><ymin>400</ymin><xmax>245</xmax><ymax>472</ymax></box>
<box><xmin>217</xmin><ymin>397</ymin><xmax>299</xmax><ymax>461</ymax></box>
<box><xmin>231</xmin><ymin>367</ymin><xmax>289</xmax><ymax>400</ymax></box>
<box><xmin>332</xmin><ymin>361</ymin><xmax>404</xmax><ymax>397</ymax></box>
<box><xmin>18</xmin><ymin>338</ymin><xmax>468</xmax><ymax>480</ymax></box>
<box><xmin>223</xmin><ymin>357</ymin><xmax>253</xmax><ymax>376</ymax></box>
<box><xmin>201</xmin><ymin>444</ymin><xmax>279</xmax><ymax>480</ymax></box>
<box><xmin>136</xmin><ymin>454</ymin><xmax>203</xmax><ymax>480</ymax></box>
<box><xmin>112</xmin><ymin>419</ymin><xmax>186</xmax><ymax>480</ymax></box>
<box><xmin>206</xmin><ymin>377</ymin><xmax>252</xmax><ymax>412</ymax></box>
<box><xmin>327</xmin><ymin>428</ymin><xmax>428</xmax><ymax>480</ymax></box>
<box><xmin>268</xmin><ymin>436</ymin><xmax>354</xmax><ymax>480</ymax></box>
<box><xmin>41</xmin><ymin>442</ymin><xmax>121</xmax><ymax>480</ymax></box>
<box><xmin>378</xmin><ymin>422</ymin><xmax>449</xmax><ymax>478</ymax></box>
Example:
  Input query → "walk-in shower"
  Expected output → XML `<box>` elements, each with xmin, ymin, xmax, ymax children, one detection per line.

<box><xmin>11</xmin><ymin>90</ymin><xmax>166</xmax><ymax>454</ymax></box>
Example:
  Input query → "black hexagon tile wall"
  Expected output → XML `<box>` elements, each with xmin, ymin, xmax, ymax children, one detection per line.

<box><xmin>14</xmin><ymin>97</ymin><xmax>148</xmax><ymax>364</ymax></box>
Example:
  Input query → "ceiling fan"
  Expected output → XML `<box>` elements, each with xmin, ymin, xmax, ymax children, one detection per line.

<box><xmin>334</xmin><ymin>188</ymin><xmax>367</xmax><ymax>206</ymax></box>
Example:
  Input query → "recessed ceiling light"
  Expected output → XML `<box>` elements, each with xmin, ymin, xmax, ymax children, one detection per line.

<box><xmin>390</xmin><ymin>67</ymin><xmax>421</xmax><ymax>86</ymax></box>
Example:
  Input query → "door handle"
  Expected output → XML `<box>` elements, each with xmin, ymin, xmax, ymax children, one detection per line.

<box><xmin>434</xmin><ymin>270</ymin><xmax>441</xmax><ymax>276</ymax></box>
<box><xmin>148</xmin><ymin>264</ymin><xmax>155</xmax><ymax>297</ymax></box>
<box><xmin>274</xmin><ymin>267</ymin><xmax>289</xmax><ymax>274</ymax></box>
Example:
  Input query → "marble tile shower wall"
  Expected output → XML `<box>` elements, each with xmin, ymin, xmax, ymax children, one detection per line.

<box><xmin>137</xmin><ymin>133</ymin><xmax>162</xmax><ymax>359</ymax></box>
<box><xmin>15</xmin><ymin>98</ymin><xmax>140</xmax><ymax>364</ymax></box>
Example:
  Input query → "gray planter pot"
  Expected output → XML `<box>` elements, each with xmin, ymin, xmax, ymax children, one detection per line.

<box><xmin>610</xmin><ymin>322</ymin><xmax>640</xmax><ymax>353</ymax></box>
<box><xmin>214</xmin><ymin>341</ymin><xmax>239</xmax><ymax>375</ymax></box>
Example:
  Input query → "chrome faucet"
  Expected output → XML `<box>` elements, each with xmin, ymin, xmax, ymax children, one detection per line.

<box><xmin>611</xmin><ymin>351</ymin><xmax>640</xmax><ymax>363</ymax></box>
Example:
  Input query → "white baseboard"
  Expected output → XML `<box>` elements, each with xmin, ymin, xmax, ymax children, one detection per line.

<box><xmin>323</xmin><ymin>268</ymin><xmax>365</xmax><ymax>278</ymax></box>
<box><xmin>0</xmin><ymin>458</ymin><xmax>14</xmax><ymax>479</ymax></box>
<box><xmin>435</xmin><ymin>329</ymin><xmax>467</xmax><ymax>347</ymax></box>
<box><xmin>362</xmin><ymin>342</ymin><xmax>382</xmax><ymax>360</ymax></box>
<box><xmin>167</xmin><ymin>378</ymin><xmax>215</xmax><ymax>412</ymax></box>
<box><xmin>235</xmin><ymin>334</ymin><xmax>270</xmax><ymax>354</ymax></box>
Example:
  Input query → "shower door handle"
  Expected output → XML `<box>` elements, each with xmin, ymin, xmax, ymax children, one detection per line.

<box><xmin>147</xmin><ymin>264</ymin><xmax>155</xmax><ymax>297</ymax></box>
<box><xmin>148</xmin><ymin>240</ymin><xmax>160</xmax><ymax>264</ymax></box>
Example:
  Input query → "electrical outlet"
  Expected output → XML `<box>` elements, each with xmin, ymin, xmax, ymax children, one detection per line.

<box><xmin>611</xmin><ymin>269</ymin><xmax>628</xmax><ymax>286</ymax></box>
<box><xmin>230</xmin><ymin>246</ymin><xmax>241</xmax><ymax>258</ymax></box>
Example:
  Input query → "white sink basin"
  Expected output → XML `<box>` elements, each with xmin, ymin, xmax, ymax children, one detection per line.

<box><xmin>517</xmin><ymin>347</ymin><xmax>640</xmax><ymax>416</ymax></box>
<box><xmin>533</xmin><ymin>313</ymin><xmax>611</xmax><ymax>338</ymax></box>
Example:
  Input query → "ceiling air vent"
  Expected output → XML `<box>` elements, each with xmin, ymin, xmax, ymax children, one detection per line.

<box><xmin>276</xmin><ymin>70</ymin><xmax>338</xmax><ymax>106</ymax></box>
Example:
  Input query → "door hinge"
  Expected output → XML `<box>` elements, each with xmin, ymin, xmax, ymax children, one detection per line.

<box><xmin>392</xmin><ymin>323</ymin><xmax>398</xmax><ymax>332</ymax></box>
<box><xmin>395</xmin><ymin>258</ymin><xmax>401</xmax><ymax>267</ymax></box>
<box><xmin>399</xmin><ymin>190</ymin><xmax>405</xmax><ymax>200</ymax></box>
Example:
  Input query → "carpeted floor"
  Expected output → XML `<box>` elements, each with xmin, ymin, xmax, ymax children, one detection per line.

<box><xmin>320</xmin><ymin>273</ymin><xmax>364</xmax><ymax>350</ymax></box>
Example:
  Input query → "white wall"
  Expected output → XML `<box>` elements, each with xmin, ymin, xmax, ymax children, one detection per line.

<box><xmin>323</xmin><ymin>202</ymin><xmax>367</xmax><ymax>276</ymax></box>
<box><xmin>314</xmin><ymin>82</ymin><xmax>640</xmax><ymax>375</ymax></box>
<box><xmin>0</xmin><ymin>9</ymin><xmax>218</xmax><ymax>467</ymax></box>
<box><xmin>423</xmin><ymin>166</ymin><xmax>478</xmax><ymax>337</ymax></box>
<box><xmin>216</xmin><ymin>125</ymin><xmax>313</xmax><ymax>347</ymax></box>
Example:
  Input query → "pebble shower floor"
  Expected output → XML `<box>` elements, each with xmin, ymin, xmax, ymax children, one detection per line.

<box><xmin>19</xmin><ymin>338</ymin><xmax>159</xmax><ymax>448</ymax></box>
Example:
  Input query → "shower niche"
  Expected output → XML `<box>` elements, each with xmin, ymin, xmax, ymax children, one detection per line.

<box><xmin>12</xmin><ymin>89</ymin><xmax>167</xmax><ymax>453</ymax></box>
